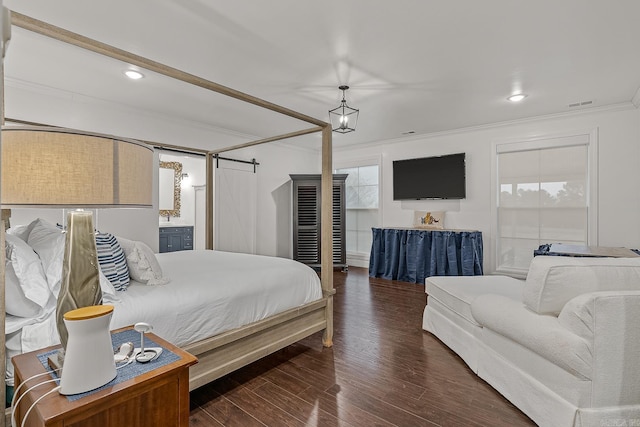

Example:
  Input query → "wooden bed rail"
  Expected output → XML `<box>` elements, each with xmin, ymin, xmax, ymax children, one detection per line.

<box><xmin>184</xmin><ymin>298</ymin><xmax>328</xmax><ymax>391</ymax></box>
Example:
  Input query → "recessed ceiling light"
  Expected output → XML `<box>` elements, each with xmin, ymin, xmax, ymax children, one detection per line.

<box><xmin>507</xmin><ymin>93</ymin><xmax>527</xmax><ymax>102</ymax></box>
<box><xmin>124</xmin><ymin>70</ymin><xmax>144</xmax><ymax>80</ymax></box>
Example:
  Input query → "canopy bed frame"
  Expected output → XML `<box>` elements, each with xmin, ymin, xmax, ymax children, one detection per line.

<box><xmin>1</xmin><ymin>10</ymin><xmax>335</xmax><ymax>421</ymax></box>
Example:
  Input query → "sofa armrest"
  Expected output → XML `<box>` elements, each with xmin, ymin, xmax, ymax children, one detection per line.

<box><xmin>559</xmin><ymin>290</ymin><xmax>640</xmax><ymax>406</ymax></box>
<box><xmin>471</xmin><ymin>294</ymin><xmax>592</xmax><ymax>378</ymax></box>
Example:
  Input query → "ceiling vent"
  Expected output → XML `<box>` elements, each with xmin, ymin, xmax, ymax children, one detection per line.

<box><xmin>568</xmin><ymin>100</ymin><xmax>593</xmax><ymax>108</ymax></box>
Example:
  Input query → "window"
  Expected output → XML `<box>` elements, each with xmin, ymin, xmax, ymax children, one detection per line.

<box><xmin>335</xmin><ymin>164</ymin><xmax>379</xmax><ymax>263</ymax></box>
<box><xmin>495</xmin><ymin>132</ymin><xmax>597</xmax><ymax>275</ymax></box>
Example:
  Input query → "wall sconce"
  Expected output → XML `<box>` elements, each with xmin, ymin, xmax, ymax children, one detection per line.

<box><xmin>181</xmin><ymin>173</ymin><xmax>190</xmax><ymax>188</ymax></box>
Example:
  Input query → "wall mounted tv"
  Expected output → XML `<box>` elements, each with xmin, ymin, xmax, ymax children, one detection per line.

<box><xmin>393</xmin><ymin>153</ymin><xmax>466</xmax><ymax>200</ymax></box>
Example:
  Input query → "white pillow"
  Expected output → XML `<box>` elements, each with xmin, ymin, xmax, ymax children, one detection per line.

<box><xmin>7</xmin><ymin>219</ymin><xmax>39</xmax><ymax>242</ymax></box>
<box><xmin>523</xmin><ymin>255</ymin><xmax>640</xmax><ymax>315</ymax></box>
<box><xmin>26</xmin><ymin>218</ymin><xmax>65</xmax><ymax>295</ymax></box>
<box><xmin>4</xmin><ymin>234</ymin><xmax>51</xmax><ymax>317</ymax></box>
<box><xmin>117</xmin><ymin>237</ymin><xmax>169</xmax><ymax>286</ymax></box>
<box><xmin>24</xmin><ymin>218</ymin><xmax>118</xmax><ymax>302</ymax></box>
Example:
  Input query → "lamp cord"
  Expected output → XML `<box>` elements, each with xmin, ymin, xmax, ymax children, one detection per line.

<box><xmin>11</xmin><ymin>376</ymin><xmax>60</xmax><ymax>427</ymax></box>
<box><xmin>11</xmin><ymin>369</ymin><xmax>61</xmax><ymax>426</ymax></box>
<box><xmin>20</xmin><ymin>386</ymin><xmax>61</xmax><ymax>427</ymax></box>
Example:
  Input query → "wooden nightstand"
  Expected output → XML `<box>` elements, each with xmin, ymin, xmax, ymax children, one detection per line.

<box><xmin>12</xmin><ymin>326</ymin><xmax>197</xmax><ymax>427</ymax></box>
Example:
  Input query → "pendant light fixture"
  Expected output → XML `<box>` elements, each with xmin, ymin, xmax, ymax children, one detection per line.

<box><xmin>329</xmin><ymin>85</ymin><xmax>359</xmax><ymax>133</ymax></box>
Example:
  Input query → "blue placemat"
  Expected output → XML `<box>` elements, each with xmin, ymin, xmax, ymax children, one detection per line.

<box><xmin>36</xmin><ymin>329</ymin><xmax>180</xmax><ymax>401</ymax></box>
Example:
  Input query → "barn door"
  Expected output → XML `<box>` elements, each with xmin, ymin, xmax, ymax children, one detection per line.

<box><xmin>214</xmin><ymin>161</ymin><xmax>257</xmax><ymax>254</ymax></box>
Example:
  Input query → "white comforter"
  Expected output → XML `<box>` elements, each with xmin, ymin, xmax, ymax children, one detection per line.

<box><xmin>110</xmin><ymin>250</ymin><xmax>323</xmax><ymax>346</ymax></box>
<box><xmin>7</xmin><ymin>250</ymin><xmax>322</xmax><ymax>384</ymax></box>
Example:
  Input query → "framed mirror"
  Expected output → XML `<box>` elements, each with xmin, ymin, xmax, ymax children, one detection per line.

<box><xmin>159</xmin><ymin>161</ymin><xmax>182</xmax><ymax>217</ymax></box>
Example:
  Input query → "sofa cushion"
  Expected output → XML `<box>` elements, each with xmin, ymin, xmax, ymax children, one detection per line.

<box><xmin>523</xmin><ymin>256</ymin><xmax>640</xmax><ymax>315</ymax></box>
<box><xmin>471</xmin><ymin>294</ymin><xmax>592</xmax><ymax>379</ymax></box>
<box><xmin>426</xmin><ymin>275</ymin><xmax>524</xmax><ymax>326</ymax></box>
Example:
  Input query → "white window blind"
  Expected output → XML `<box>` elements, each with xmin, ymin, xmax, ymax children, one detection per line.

<box><xmin>496</xmin><ymin>133</ymin><xmax>595</xmax><ymax>274</ymax></box>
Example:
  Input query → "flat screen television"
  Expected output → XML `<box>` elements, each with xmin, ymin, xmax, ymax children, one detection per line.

<box><xmin>393</xmin><ymin>153</ymin><xmax>466</xmax><ymax>200</ymax></box>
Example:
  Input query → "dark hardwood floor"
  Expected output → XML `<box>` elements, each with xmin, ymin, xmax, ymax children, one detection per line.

<box><xmin>189</xmin><ymin>267</ymin><xmax>536</xmax><ymax>426</ymax></box>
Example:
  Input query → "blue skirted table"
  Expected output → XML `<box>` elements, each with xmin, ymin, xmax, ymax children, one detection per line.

<box><xmin>369</xmin><ymin>228</ymin><xmax>483</xmax><ymax>284</ymax></box>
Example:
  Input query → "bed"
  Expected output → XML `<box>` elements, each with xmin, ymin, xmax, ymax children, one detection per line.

<box><xmin>2</xmin><ymin>11</ymin><xmax>336</xmax><ymax>422</ymax></box>
<box><xmin>5</xmin><ymin>220</ymin><xmax>329</xmax><ymax>392</ymax></box>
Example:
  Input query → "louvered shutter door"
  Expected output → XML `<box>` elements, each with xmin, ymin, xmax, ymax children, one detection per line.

<box><xmin>291</xmin><ymin>174</ymin><xmax>347</xmax><ymax>270</ymax></box>
<box><xmin>295</xmin><ymin>184</ymin><xmax>320</xmax><ymax>264</ymax></box>
<box><xmin>332</xmin><ymin>184</ymin><xmax>345</xmax><ymax>264</ymax></box>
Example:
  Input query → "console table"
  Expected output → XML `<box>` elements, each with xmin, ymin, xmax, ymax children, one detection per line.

<box><xmin>369</xmin><ymin>228</ymin><xmax>483</xmax><ymax>284</ymax></box>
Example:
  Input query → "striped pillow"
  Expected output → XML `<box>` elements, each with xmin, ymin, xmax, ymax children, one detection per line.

<box><xmin>95</xmin><ymin>232</ymin><xmax>130</xmax><ymax>291</ymax></box>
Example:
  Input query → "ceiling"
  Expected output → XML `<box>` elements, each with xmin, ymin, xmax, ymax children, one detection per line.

<box><xmin>3</xmin><ymin>1</ymin><xmax>640</xmax><ymax>151</ymax></box>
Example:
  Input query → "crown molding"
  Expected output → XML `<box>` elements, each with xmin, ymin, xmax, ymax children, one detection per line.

<box><xmin>335</xmin><ymin>101</ymin><xmax>637</xmax><ymax>152</ymax></box>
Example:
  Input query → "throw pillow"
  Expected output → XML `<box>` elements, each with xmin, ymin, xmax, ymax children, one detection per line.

<box><xmin>117</xmin><ymin>236</ymin><xmax>169</xmax><ymax>285</ymax></box>
<box><xmin>95</xmin><ymin>232</ymin><xmax>130</xmax><ymax>291</ymax></box>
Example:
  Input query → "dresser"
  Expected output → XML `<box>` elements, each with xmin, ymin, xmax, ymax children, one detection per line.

<box><xmin>159</xmin><ymin>226</ymin><xmax>193</xmax><ymax>253</ymax></box>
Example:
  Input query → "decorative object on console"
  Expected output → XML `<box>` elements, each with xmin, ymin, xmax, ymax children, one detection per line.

<box><xmin>414</xmin><ymin>211</ymin><xmax>445</xmax><ymax>229</ymax></box>
<box><xmin>329</xmin><ymin>85</ymin><xmax>359</xmax><ymax>133</ymax></box>
<box><xmin>1</xmin><ymin>127</ymin><xmax>153</xmax><ymax>357</ymax></box>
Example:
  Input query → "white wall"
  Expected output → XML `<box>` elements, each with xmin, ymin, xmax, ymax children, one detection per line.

<box><xmin>225</xmin><ymin>140</ymin><xmax>321</xmax><ymax>258</ymax></box>
<box><xmin>335</xmin><ymin>105</ymin><xmax>640</xmax><ymax>274</ymax></box>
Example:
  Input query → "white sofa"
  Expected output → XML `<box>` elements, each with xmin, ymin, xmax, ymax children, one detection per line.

<box><xmin>423</xmin><ymin>255</ymin><xmax>640</xmax><ymax>427</ymax></box>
